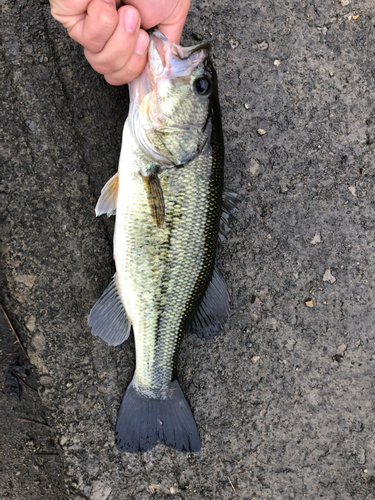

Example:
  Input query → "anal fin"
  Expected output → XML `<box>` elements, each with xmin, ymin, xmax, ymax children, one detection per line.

<box><xmin>185</xmin><ymin>263</ymin><xmax>230</xmax><ymax>339</ymax></box>
<box><xmin>88</xmin><ymin>275</ymin><xmax>131</xmax><ymax>346</ymax></box>
<box><xmin>95</xmin><ymin>172</ymin><xmax>119</xmax><ymax>217</ymax></box>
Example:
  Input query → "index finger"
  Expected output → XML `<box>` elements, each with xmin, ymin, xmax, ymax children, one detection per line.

<box><xmin>51</xmin><ymin>0</ymin><xmax>119</xmax><ymax>53</ymax></box>
<box><xmin>50</xmin><ymin>0</ymin><xmax>90</xmax><ymax>22</ymax></box>
<box><xmin>70</xmin><ymin>0</ymin><xmax>119</xmax><ymax>52</ymax></box>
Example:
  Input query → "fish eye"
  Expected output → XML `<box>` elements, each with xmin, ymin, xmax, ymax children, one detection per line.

<box><xmin>194</xmin><ymin>76</ymin><xmax>212</xmax><ymax>97</ymax></box>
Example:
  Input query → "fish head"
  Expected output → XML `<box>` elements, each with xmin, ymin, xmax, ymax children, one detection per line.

<box><xmin>129</xmin><ymin>30</ymin><xmax>221</xmax><ymax>167</ymax></box>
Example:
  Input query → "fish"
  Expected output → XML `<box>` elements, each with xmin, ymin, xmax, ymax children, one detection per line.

<box><xmin>88</xmin><ymin>29</ymin><xmax>238</xmax><ymax>453</ymax></box>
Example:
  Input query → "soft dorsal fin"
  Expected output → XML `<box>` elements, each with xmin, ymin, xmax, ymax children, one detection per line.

<box><xmin>88</xmin><ymin>275</ymin><xmax>131</xmax><ymax>346</ymax></box>
<box><xmin>141</xmin><ymin>170</ymin><xmax>165</xmax><ymax>228</ymax></box>
<box><xmin>185</xmin><ymin>263</ymin><xmax>230</xmax><ymax>339</ymax></box>
<box><xmin>95</xmin><ymin>172</ymin><xmax>119</xmax><ymax>217</ymax></box>
<box><xmin>219</xmin><ymin>190</ymin><xmax>241</xmax><ymax>242</ymax></box>
<box><xmin>222</xmin><ymin>190</ymin><xmax>240</xmax><ymax>214</ymax></box>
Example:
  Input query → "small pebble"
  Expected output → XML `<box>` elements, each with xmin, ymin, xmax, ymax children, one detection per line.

<box><xmin>249</xmin><ymin>158</ymin><xmax>261</xmax><ymax>175</ymax></box>
<box><xmin>336</xmin><ymin>343</ymin><xmax>347</xmax><ymax>356</ymax></box>
<box><xmin>257</xmin><ymin>129</ymin><xmax>266</xmax><ymax>136</ymax></box>
<box><xmin>279</xmin><ymin>177</ymin><xmax>289</xmax><ymax>192</ymax></box>
<box><xmin>26</xmin><ymin>315</ymin><xmax>36</xmax><ymax>332</ymax></box>
<box><xmin>311</xmin><ymin>232</ymin><xmax>322</xmax><ymax>245</ymax></box>
<box><xmin>251</xmin><ymin>439</ymin><xmax>261</xmax><ymax>450</ymax></box>
<box><xmin>251</xmin><ymin>355</ymin><xmax>260</xmax><ymax>364</ymax></box>
<box><xmin>349</xmin><ymin>185</ymin><xmax>356</xmax><ymax>196</ymax></box>
<box><xmin>274</xmin><ymin>59</ymin><xmax>281</xmax><ymax>66</ymax></box>
<box><xmin>358</xmin><ymin>449</ymin><xmax>366</xmax><ymax>465</ymax></box>
<box><xmin>26</xmin><ymin>120</ymin><xmax>36</xmax><ymax>132</ymax></box>
<box><xmin>252</xmin><ymin>40</ymin><xmax>268</xmax><ymax>50</ymax></box>
<box><xmin>60</xmin><ymin>435</ymin><xmax>69</xmax><ymax>446</ymax></box>
<box><xmin>305</xmin><ymin>299</ymin><xmax>314</xmax><ymax>308</ymax></box>
<box><xmin>323</xmin><ymin>268</ymin><xmax>336</xmax><ymax>284</ymax></box>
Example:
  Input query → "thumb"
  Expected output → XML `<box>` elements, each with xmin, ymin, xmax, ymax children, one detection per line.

<box><xmin>157</xmin><ymin>0</ymin><xmax>190</xmax><ymax>44</ymax></box>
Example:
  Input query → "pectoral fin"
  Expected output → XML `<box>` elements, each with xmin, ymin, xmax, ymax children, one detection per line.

<box><xmin>141</xmin><ymin>171</ymin><xmax>165</xmax><ymax>228</ymax></box>
<box><xmin>95</xmin><ymin>172</ymin><xmax>119</xmax><ymax>217</ymax></box>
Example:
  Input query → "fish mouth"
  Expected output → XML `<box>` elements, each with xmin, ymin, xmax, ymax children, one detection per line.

<box><xmin>149</xmin><ymin>29</ymin><xmax>210</xmax><ymax>80</ymax></box>
<box><xmin>149</xmin><ymin>28</ymin><xmax>210</xmax><ymax>66</ymax></box>
<box><xmin>129</xmin><ymin>30</ymin><xmax>210</xmax><ymax>104</ymax></box>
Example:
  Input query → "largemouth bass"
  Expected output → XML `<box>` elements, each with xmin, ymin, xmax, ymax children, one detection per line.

<box><xmin>88</xmin><ymin>29</ymin><xmax>237</xmax><ymax>453</ymax></box>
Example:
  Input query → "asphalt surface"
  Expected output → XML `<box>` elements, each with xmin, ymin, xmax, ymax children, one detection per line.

<box><xmin>1</xmin><ymin>0</ymin><xmax>375</xmax><ymax>498</ymax></box>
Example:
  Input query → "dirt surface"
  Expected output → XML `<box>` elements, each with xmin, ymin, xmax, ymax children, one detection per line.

<box><xmin>1</xmin><ymin>0</ymin><xmax>375</xmax><ymax>498</ymax></box>
<box><xmin>0</xmin><ymin>304</ymin><xmax>67</xmax><ymax>499</ymax></box>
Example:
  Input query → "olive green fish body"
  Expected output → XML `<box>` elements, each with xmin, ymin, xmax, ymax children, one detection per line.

<box><xmin>115</xmin><ymin>127</ymin><xmax>223</xmax><ymax>398</ymax></box>
<box><xmin>88</xmin><ymin>30</ymin><xmax>232</xmax><ymax>453</ymax></box>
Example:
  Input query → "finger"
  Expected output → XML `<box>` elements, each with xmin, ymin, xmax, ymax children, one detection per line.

<box><xmin>84</xmin><ymin>5</ymin><xmax>142</xmax><ymax>75</ymax></box>
<box><xmin>68</xmin><ymin>0</ymin><xmax>119</xmax><ymax>53</ymax></box>
<box><xmin>158</xmin><ymin>0</ymin><xmax>190</xmax><ymax>44</ymax></box>
<box><xmin>103</xmin><ymin>30</ymin><xmax>149</xmax><ymax>85</ymax></box>
<box><xmin>124</xmin><ymin>0</ymin><xmax>190</xmax><ymax>44</ymax></box>
<box><xmin>85</xmin><ymin>6</ymin><xmax>141</xmax><ymax>75</ymax></box>
<box><xmin>50</xmin><ymin>0</ymin><xmax>90</xmax><ymax>24</ymax></box>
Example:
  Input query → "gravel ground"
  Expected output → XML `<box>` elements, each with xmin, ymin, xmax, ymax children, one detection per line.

<box><xmin>1</xmin><ymin>0</ymin><xmax>375</xmax><ymax>498</ymax></box>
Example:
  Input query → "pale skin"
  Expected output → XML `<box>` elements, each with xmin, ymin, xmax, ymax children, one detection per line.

<box><xmin>50</xmin><ymin>0</ymin><xmax>190</xmax><ymax>85</ymax></box>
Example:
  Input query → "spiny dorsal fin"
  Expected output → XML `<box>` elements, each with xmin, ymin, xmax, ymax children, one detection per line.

<box><xmin>141</xmin><ymin>170</ymin><xmax>165</xmax><ymax>228</ymax></box>
<box><xmin>185</xmin><ymin>263</ymin><xmax>230</xmax><ymax>339</ymax></box>
<box><xmin>88</xmin><ymin>275</ymin><xmax>131</xmax><ymax>346</ymax></box>
<box><xmin>95</xmin><ymin>172</ymin><xmax>119</xmax><ymax>217</ymax></box>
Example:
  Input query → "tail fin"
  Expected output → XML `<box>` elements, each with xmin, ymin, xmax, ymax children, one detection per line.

<box><xmin>115</xmin><ymin>380</ymin><xmax>201</xmax><ymax>453</ymax></box>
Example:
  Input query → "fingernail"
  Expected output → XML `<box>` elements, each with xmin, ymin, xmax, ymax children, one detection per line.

<box><xmin>135</xmin><ymin>32</ymin><xmax>149</xmax><ymax>56</ymax></box>
<box><xmin>124</xmin><ymin>8</ymin><xmax>139</xmax><ymax>33</ymax></box>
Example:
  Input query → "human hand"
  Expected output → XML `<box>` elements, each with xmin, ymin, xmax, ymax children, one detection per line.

<box><xmin>50</xmin><ymin>0</ymin><xmax>190</xmax><ymax>85</ymax></box>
